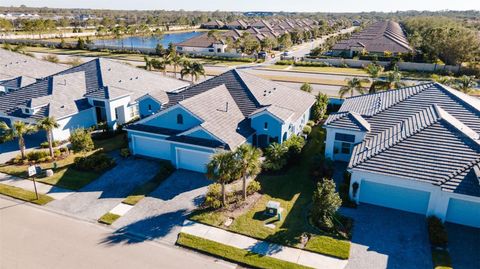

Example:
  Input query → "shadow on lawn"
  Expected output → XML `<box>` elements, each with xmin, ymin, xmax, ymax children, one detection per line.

<box><xmin>99</xmin><ymin>209</ymin><xmax>189</xmax><ymax>245</ymax></box>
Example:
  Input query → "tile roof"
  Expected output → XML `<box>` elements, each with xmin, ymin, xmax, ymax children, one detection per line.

<box><xmin>175</xmin><ymin>33</ymin><xmax>225</xmax><ymax>48</ymax></box>
<box><xmin>326</xmin><ymin>82</ymin><xmax>480</xmax><ymax>197</ymax></box>
<box><xmin>324</xmin><ymin>111</ymin><xmax>371</xmax><ymax>132</ymax></box>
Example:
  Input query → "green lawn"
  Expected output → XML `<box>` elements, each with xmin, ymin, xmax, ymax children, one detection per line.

<box><xmin>0</xmin><ymin>183</ymin><xmax>54</xmax><ymax>205</ymax></box>
<box><xmin>177</xmin><ymin>233</ymin><xmax>313</xmax><ymax>269</ymax></box>
<box><xmin>190</xmin><ymin>126</ymin><xmax>351</xmax><ymax>259</ymax></box>
<box><xmin>93</xmin><ymin>133</ymin><xmax>128</xmax><ymax>153</ymax></box>
<box><xmin>432</xmin><ymin>249</ymin><xmax>453</xmax><ymax>269</ymax></box>
<box><xmin>292</xmin><ymin>66</ymin><xmax>368</xmax><ymax>76</ymax></box>
<box><xmin>98</xmin><ymin>212</ymin><xmax>121</xmax><ymax>225</ymax></box>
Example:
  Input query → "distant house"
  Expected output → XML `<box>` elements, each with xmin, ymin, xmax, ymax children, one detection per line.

<box><xmin>0</xmin><ymin>57</ymin><xmax>188</xmax><ymax>140</ymax></box>
<box><xmin>323</xmin><ymin>83</ymin><xmax>480</xmax><ymax>228</ymax></box>
<box><xmin>352</xmin><ymin>20</ymin><xmax>361</xmax><ymax>26</ymax></box>
<box><xmin>201</xmin><ymin>20</ymin><xmax>225</xmax><ymax>29</ymax></box>
<box><xmin>175</xmin><ymin>33</ymin><xmax>229</xmax><ymax>53</ymax></box>
<box><xmin>225</xmin><ymin>19</ymin><xmax>249</xmax><ymax>30</ymax></box>
<box><xmin>126</xmin><ymin>70</ymin><xmax>315</xmax><ymax>172</ymax></box>
<box><xmin>332</xmin><ymin>20</ymin><xmax>413</xmax><ymax>57</ymax></box>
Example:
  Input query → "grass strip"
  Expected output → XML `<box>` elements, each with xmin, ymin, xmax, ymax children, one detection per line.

<box><xmin>122</xmin><ymin>162</ymin><xmax>174</xmax><ymax>206</ymax></box>
<box><xmin>0</xmin><ymin>183</ymin><xmax>54</xmax><ymax>205</ymax></box>
<box><xmin>177</xmin><ymin>233</ymin><xmax>313</xmax><ymax>269</ymax></box>
<box><xmin>98</xmin><ymin>212</ymin><xmax>121</xmax><ymax>225</ymax></box>
<box><xmin>432</xmin><ymin>249</ymin><xmax>453</xmax><ymax>269</ymax></box>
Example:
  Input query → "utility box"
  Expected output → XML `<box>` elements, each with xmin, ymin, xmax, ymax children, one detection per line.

<box><xmin>265</xmin><ymin>201</ymin><xmax>281</xmax><ymax>217</ymax></box>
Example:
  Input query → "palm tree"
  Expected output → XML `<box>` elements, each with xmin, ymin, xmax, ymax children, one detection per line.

<box><xmin>181</xmin><ymin>61</ymin><xmax>205</xmax><ymax>83</ymax></box>
<box><xmin>454</xmin><ymin>75</ymin><xmax>477</xmax><ymax>94</ymax></box>
<box><xmin>37</xmin><ymin>117</ymin><xmax>59</xmax><ymax>158</ymax></box>
<box><xmin>0</xmin><ymin>121</ymin><xmax>37</xmax><ymax>159</ymax></box>
<box><xmin>151</xmin><ymin>58</ymin><xmax>168</xmax><ymax>76</ymax></box>
<box><xmin>144</xmin><ymin>56</ymin><xmax>153</xmax><ymax>71</ymax></box>
<box><xmin>364</xmin><ymin>63</ymin><xmax>384</xmax><ymax>93</ymax></box>
<box><xmin>431</xmin><ymin>74</ymin><xmax>453</xmax><ymax>85</ymax></box>
<box><xmin>385</xmin><ymin>66</ymin><xmax>406</xmax><ymax>89</ymax></box>
<box><xmin>206</xmin><ymin>151</ymin><xmax>240</xmax><ymax>206</ymax></box>
<box><xmin>170</xmin><ymin>54</ymin><xmax>184</xmax><ymax>79</ymax></box>
<box><xmin>235</xmin><ymin>144</ymin><xmax>262</xmax><ymax>200</ymax></box>
<box><xmin>339</xmin><ymin>77</ymin><xmax>369</xmax><ymax>98</ymax></box>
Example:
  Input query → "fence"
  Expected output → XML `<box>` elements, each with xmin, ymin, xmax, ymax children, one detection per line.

<box><xmin>304</xmin><ymin>58</ymin><xmax>460</xmax><ymax>73</ymax></box>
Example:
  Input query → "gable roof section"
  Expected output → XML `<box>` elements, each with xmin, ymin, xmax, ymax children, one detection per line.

<box><xmin>324</xmin><ymin>111</ymin><xmax>371</xmax><ymax>132</ymax></box>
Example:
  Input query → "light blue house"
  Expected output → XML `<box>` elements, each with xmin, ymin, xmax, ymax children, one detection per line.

<box><xmin>126</xmin><ymin>69</ymin><xmax>315</xmax><ymax>172</ymax></box>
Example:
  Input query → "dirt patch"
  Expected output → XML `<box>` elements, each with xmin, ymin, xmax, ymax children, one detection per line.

<box><xmin>224</xmin><ymin>192</ymin><xmax>262</xmax><ymax>220</ymax></box>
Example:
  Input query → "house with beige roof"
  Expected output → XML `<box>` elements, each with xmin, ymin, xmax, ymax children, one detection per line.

<box><xmin>126</xmin><ymin>69</ymin><xmax>315</xmax><ymax>172</ymax></box>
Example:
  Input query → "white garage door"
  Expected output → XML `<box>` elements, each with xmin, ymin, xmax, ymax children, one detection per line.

<box><xmin>360</xmin><ymin>181</ymin><xmax>431</xmax><ymax>215</ymax></box>
<box><xmin>176</xmin><ymin>148</ymin><xmax>212</xmax><ymax>173</ymax></box>
<box><xmin>446</xmin><ymin>198</ymin><xmax>480</xmax><ymax>228</ymax></box>
<box><xmin>133</xmin><ymin>135</ymin><xmax>171</xmax><ymax>160</ymax></box>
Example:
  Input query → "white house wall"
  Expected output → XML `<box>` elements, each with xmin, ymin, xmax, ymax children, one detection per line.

<box><xmin>52</xmin><ymin>108</ymin><xmax>97</xmax><ymax>141</ymax></box>
<box><xmin>324</xmin><ymin>126</ymin><xmax>367</xmax><ymax>160</ymax></box>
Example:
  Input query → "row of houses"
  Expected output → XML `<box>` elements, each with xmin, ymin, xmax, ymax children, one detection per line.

<box><xmin>332</xmin><ymin>20</ymin><xmax>413</xmax><ymax>57</ymax></box>
<box><xmin>178</xmin><ymin>18</ymin><xmax>323</xmax><ymax>54</ymax></box>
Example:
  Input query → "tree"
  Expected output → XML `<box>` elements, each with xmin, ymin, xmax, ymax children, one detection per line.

<box><xmin>181</xmin><ymin>61</ymin><xmax>205</xmax><ymax>82</ymax></box>
<box><xmin>36</xmin><ymin>117</ymin><xmax>59</xmax><ymax>158</ymax></box>
<box><xmin>364</xmin><ymin>63</ymin><xmax>384</xmax><ymax>93</ymax></box>
<box><xmin>170</xmin><ymin>54</ymin><xmax>184</xmax><ymax>78</ymax></box>
<box><xmin>260</xmin><ymin>37</ymin><xmax>277</xmax><ymax>52</ymax></box>
<box><xmin>206</xmin><ymin>151</ymin><xmax>240</xmax><ymax>206</ymax></box>
<box><xmin>144</xmin><ymin>56</ymin><xmax>153</xmax><ymax>71</ymax></box>
<box><xmin>235</xmin><ymin>144</ymin><xmax>262</xmax><ymax>200</ymax></box>
<box><xmin>384</xmin><ymin>65</ymin><xmax>406</xmax><ymax>89</ymax></box>
<box><xmin>453</xmin><ymin>75</ymin><xmax>477</xmax><ymax>94</ymax></box>
<box><xmin>311</xmin><ymin>179</ymin><xmax>342</xmax><ymax>230</ymax></box>
<box><xmin>76</xmin><ymin>37</ymin><xmax>86</xmax><ymax>50</ymax></box>
<box><xmin>151</xmin><ymin>58</ymin><xmax>168</xmax><ymax>76</ymax></box>
<box><xmin>155</xmin><ymin>43</ymin><xmax>165</xmax><ymax>56</ymax></box>
<box><xmin>300</xmin><ymin>82</ymin><xmax>313</xmax><ymax>93</ymax></box>
<box><xmin>263</xmin><ymin>143</ymin><xmax>288</xmax><ymax>171</ymax></box>
<box><xmin>69</xmin><ymin>128</ymin><xmax>94</xmax><ymax>153</ymax></box>
<box><xmin>279</xmin><ymin>33</ymin><xmax>293</xmax><ymax>49</ymax></box>
<box><xmin>339</xmin><ymin>77</ymin><xmax>368</xmax><ymax>98</ymax></box>
<box><xmin>311</xmin><ymin>92</ymin><xmax>329</xmax><ymax>122</ymax></box>
<box><xmin>0</xmin><ymin>121</ymin><xmax>37</xmax><ymax>159</ymax></box>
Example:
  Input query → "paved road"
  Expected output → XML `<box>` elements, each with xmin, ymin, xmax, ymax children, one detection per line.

<box><xmin>48</xmin><ymin>156</ymin><xmax>160</xmax><ymax>221</ymax></box>
<box><xmin>0</xmin><ymin>197</ymin><xmax>234</xmax><ymax>269</ymax></box>
<box><xmin>342</xmin><ymin>205</ymin><xmax>432</xmax><ymax>269</ymax></box>
<box><xmin>112</xmin><ymin>170</ymin><xmax>210</xmax><ymax>245</ymax></box>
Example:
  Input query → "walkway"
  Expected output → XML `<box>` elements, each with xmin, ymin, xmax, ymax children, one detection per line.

<box><xmin>0</xmin><ymin>172</ymin><xmax>73</xmax><ymax>200</ymax></box>
<box><xmin>181</xmin><ymin>220</ymin><xmax>348</xmax><ymax>269</ymax></box>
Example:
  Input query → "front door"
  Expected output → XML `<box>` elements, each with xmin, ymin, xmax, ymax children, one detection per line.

<box><xmin>258</xmin><ymin>134</ymin><xmax>269</xmax><ymax>148</ymax></box>
<box><xmin>95</xmin><ymin>107</ymin><xmax>106</xmax><ymax>123</ymax></box>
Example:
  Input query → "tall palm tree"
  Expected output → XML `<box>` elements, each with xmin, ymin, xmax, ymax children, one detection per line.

<box><xmin>235</xmin><ymin>144</ymin><xmax>262</xmax><ymax>200</ymax></box>
<box><xmin>454</xmin><ymin>75</ymin><xmax>477</xmax><ymax>94</ymax></box>
<box><xmin>37</xmin><ymin>117</ymin><xmax>59</xmax><ymax>158</ymax></box>
<box><xmin>181</xmin><ymin>61</ymin><xmax>205</xmax><ymax>83</ymax></box>
<box><xmin>151</xmin><ymin>58</ymin><xmax>168</xmax><ymax>76</ymax></box>
<box><xmin>339</xmin><ymin>77</ymin><xmax>369</xmax><ymax>98</ymax></box>
<box><xmin>0</xmin><ymin>121</ymin><xmax>37</xmax><ymax>159</ymax></box>
<box><xmin>206</xmin><ymin>151</ymin><xmax>240</xmax><ymax>206</ymax></box>
<box><xmin>385</xmin><ymin>66</ymin><xmax>406</xmax><ymax>89</ymax></box>
<box><xmin>144</xmin><ymin>56</ymin><xmax>153</xmax><ymax>71</ymax></box>
<box><xmin>170</xmin><ymin>54</ymin><xmax>184</xmax><ymax>79</ymax></box>
<box><xmin>364</xmin><ymin>63</ymin><xmax>384</xmax><ymax>93</ymax></box>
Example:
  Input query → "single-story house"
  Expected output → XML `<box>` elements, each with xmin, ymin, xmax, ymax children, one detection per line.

<box><xmin>126</xmin><ymin>69</ymin><xmax>315</xmax><ymax>172</ymax></box>
<box><xmin>0</xmin><ymin>57</ymin><xmax>189</xmax><ymax>141</ymax></box>
<box><xmin>324</xmin><ymin>82</ymin><xmax>480</xmax><ymax>228</ymax></box>
<box><xmin>175</xmin><ymin>33</ymin><xmax>228</xmax><ymax>53</ymax></box>
<box><xmin>201</xmin><ymin>20</ymin><xmax>225</xmax><ymax>29</ymax></box>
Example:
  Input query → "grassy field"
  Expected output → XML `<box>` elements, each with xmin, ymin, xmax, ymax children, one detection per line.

<box><xmin>0</xmin><ymin>183</ymin><xmax>54</xmax><ymax>205</ymax></box>
<box><xmin>190</xmin><ymin>126</ymin><xmax>351</xmax><ymax>259</ymax></box>
<box><xmin>177</xmin><ymin>233</ymin><xmax>313</xmax><ymax>269</ymax></box>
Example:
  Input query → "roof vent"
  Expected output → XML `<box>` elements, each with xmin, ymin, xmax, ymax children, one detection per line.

<box><xmin>108</xmin><ymin>68</ymin><xmax>111</xmax><ymax>71</ymax></box>
<box><xmin>136</xmin><ymin>76</ymin><xmax>138</xmax><ymax>79</ymax></box>
<box><xmin>119</xmin><ymin>80</ymin><xmax>122</xmax><ymax>83</ymax></box>
<box><xmin>130</xmin><ymin>78</ymin><xmax>133</xmax><ymax>80</ymax></box>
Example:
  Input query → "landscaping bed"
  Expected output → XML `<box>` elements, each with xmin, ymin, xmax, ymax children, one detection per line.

<box><xmin>190</xmin><ymin>127</ymin><xmax>351</xmax><ymax>260</ymax></box>
<box><xmin>0</xmin><ymin>183</ymin><xmax>54</xmax><ymax>205</ymax></box>
<box><xmin>177</xmin><ymin>233</ymin><xmax>312</xmax><ymax>269</ymax></box>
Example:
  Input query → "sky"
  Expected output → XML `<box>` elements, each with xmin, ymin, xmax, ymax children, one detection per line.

<box><xmin>0</xmin><ymin>0</ymin><xmax>479</xmax><ymax>12</ymax></box>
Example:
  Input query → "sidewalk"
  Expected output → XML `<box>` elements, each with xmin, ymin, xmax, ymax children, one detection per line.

<box><xmin>0</xmin><ymin>172</ymin><xmax>74</xmax><ymax>200</ymax></box>
<box><xmin>181</xmin><ymin>220</ymin><xmax>348</xmax><ymax>269</ymax></box>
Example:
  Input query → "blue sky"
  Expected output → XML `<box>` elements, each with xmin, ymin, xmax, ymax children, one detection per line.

<box><xmin>1</xmin><ymin>0</ymin><xmax>479</xmax><ymax>12</ymax></box>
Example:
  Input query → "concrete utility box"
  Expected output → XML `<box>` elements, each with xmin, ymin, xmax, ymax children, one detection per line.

<box><xmin>265</xmin><ymin>201</ymin><xmax>281</xmax><ymax>216</ymax></box>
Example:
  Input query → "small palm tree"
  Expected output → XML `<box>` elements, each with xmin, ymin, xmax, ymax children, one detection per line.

<box><xmin>181</xmin><ymin>61</ymin><xmax>205</xmax><ymax>83</ymax></box>
<box><xmin>454</xmin><ymin>75</ymin><xmax>477</xmax><ymax>94</ymax></box>
<box><xmin>0</xmin><ymin>121</ymin><xmax>37</xmax><ymax>159</ymax></box>
<box><xmin>144</xmin><ymin>56</ymin><xmax>152</xmax><ymax>71</ymax></box>
<box><xmin>431</xmin><ymin>74</ymin><xmax>453</xmax><ymax>85</ymax></box>
<box><xmin>206</xmin><ymin>151</ymin><xmax>240</xmax><ymax>206</ymax></box>
<box><xmin>170</xmin><ymin>54</ymin><xmax>184</xmax><ymax>79</ymax></box>
<box><xmin>364</xmin><ymin>63</ymin><xmax>384</xmax><ymax>93</ymax></box>
<box><xmin>339</xmin><ymin>77</ymin><xmax>369</xmax><ymax>98</ymax></box>
<box><xmin>385</xmin><ymin>66</ymin><xmax>406</xmax><ymax>89</ymax></box>
<box><xmin>37</xmin><ymin>117</ymin><xmax>59</xmax><ymax>158</ymax></box>
<box><xmin>235</xmin><ymin>144</ymin><xmax>262</xmax><ymax>200</ymax></box>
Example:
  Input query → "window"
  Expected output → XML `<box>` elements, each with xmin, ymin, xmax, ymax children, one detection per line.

<box><xmin>264</xmin><ymin>122</ymin><xmax>268</xmax><ymax>129</ymax></box>
<box><xmin>335</xmin><ymin>133</ymin><xmax>355</xmax><ymax>143</ymax></box>
<box><xmin>148</xmin><ymin>104</ymin><xmax>152</xmax><ymax>112</ymax></box>
<box><xmin>333</xmin><ymin>133</ymin><xmax>356</xmax><ymax>155</ymax></box>
<box><xmin>130</xmin><ymin>104</ymin><xmax>139</xmax><ymax>118</ymax></box>
<box><xmin>177</xmin><ymin>114</ymin><xmax>184</xmax><ymax>124</ymax></box>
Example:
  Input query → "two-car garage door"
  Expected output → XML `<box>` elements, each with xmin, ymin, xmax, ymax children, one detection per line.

<box><xmin>133</xmin><ymin>136</ymin><xmax>171</xmax><ymax>160</ymax></box>
<box><xmin>176</xmin><ymin>148</ymin><xmax>212</xmax><ymax>173</ymax></box>
<box><xmin>359</xmin><ymin>181</ymin><xmax>431</xmax><ymax>215</ymax></box>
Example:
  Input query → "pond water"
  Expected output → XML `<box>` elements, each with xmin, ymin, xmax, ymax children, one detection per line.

<box><xmin>93</xmin><ymin>31</ymin><xmax>203</xmax><ymax>49</ymax></box>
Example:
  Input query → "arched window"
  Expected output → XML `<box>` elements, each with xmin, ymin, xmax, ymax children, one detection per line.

<box><xmin>177</xmin><ymin>114</ymin><xmax>184</xmax><ymax>124</ymax></box>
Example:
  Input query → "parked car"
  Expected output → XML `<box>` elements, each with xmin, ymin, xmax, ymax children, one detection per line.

<box><xmin>258</xmin><ymin>51</ymin><xmax>267</xmax><ymax>59</ymax></box>
<box><xmin>282</xmin><ymin>51</ymin><xmax>293</xmax><ymax>56</ymax></box>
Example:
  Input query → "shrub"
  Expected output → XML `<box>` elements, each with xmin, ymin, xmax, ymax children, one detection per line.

<box><xmin>263</xmin><ymin>143</ymin><xmax>288</xmax><ymax>171</ymax></box>
<box><xmin>310</xmin><ymin>155</ymin><xmax>335</xmax><ymax>179</ymax></box>
<box><xmin>40</xmin><ymin>140</ymin><xmax>60</xmax><ymax>148</ymax></box>
<box><xmin>246</xmin><ymin>180</ymin><xmax>261</xmax><ymax>195</ymax></box>
<box><xmin>204</xmin><ymin>183</ymin><xmax>222</xmax><ymax>209</ymax></box>
<box><xmin>300</xmin><ymin>82</ymin><xmax>313</xmax><ymax>93</ymax></box>
<box><xmin>54</xmin><ymin>149</ymin><xmax>61</xmax><ymax>157</ymax></box>
<box><xmin>120</xmin><ymin>148</ymin><xmax>130</xmax><ymax>158</ymax></box>
<box><xmin>74</xmin><ymin>152</ymin><xmax>115</xmax><ymax>172</ymax></box>
<box><xmin>69</xmin><ymin>128</ymin><xmax>94</xmax><ymax>152</ymax></box>
<box><xmin>275</xmin><ymin>60</ymin><xmax>294</xmax><ymax>65</ymax></box>
<box><xmin>427</xmin><ymin>216</ymin><xmax>448</xmax><ymax>247</ymax></box>
<box><xmin>307</xmin><ymin>120</ymin><xmax>315</xmax><ymax>127</ymax></box>
<box><xmin>311</xmin><ymin>179</ymin><xmax>342</xmax><ymax>231</ymax></box>
<box><xmin>303</xmin><ymin>125</ymin><xmax>312</xmax><ymax>135</ymax></box>
<box><xmin>26</xmin><ymin>150</ymin><xmax>49</xmax><ymax>162</ymax></box>
<box><xmin>284</xmin><ymin>135</ymin><xmax>306</xmax><ymax>162</ymax></box>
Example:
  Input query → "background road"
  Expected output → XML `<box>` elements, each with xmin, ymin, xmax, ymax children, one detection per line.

<box><xmin>0</xmin><ymin>197</ymin><xmax>234</xmax><ymax>269</ymax></box>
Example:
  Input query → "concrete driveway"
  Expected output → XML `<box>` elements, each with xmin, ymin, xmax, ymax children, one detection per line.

<box><xmin>48</xmin><ymin>157</ymin><xmax>161</xmax><ymax>221</ymax></box>
<box><xmin>447</xmin><ymin>223</ymin><xmax>480</xmax><ymax>269</ymax></box>
<box><xmin>342</xmin><ymin>205</ymin><xmax>432</xmax><ymax>269</ymax></box>
<box><xmin>108</xmin><ymin>170</ymin><xmax>210</xmax><ymax>245</ymax></box>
